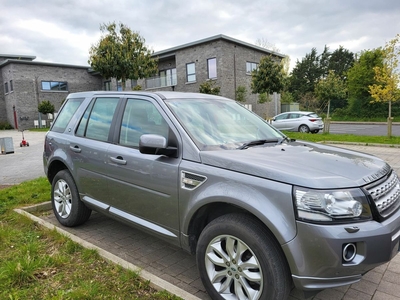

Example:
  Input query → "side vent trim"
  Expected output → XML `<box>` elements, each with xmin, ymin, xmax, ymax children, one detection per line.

<box><xmin>181</xmin><ymin>171</ymin><xmax>207</xmax><ymax>190</ymax></box>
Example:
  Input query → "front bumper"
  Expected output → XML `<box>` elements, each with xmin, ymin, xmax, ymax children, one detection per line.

<box><xmin>282</xmin><ymin>207</ymin><xmax>400</xmax><ymax>291</ymax></box>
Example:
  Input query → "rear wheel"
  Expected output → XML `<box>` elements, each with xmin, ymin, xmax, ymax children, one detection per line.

<box><xmin>51</xmin><ymin>170</ymin><xmax>91</xmax><ymax>227</ymax></box>
<box><xmin>298</xmin><ymin>124</ymin><xmax>310</xmax><ymax>133</ymax></box>
<box><xmin>196</xmin><ymin>214</ymin><xmax>291</xmax><ymax>300</ymax></box>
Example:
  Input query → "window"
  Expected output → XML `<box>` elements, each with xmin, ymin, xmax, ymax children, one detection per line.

<box><xmin>246</xmin><ymin>62</ymin><xmax>258</xmax><ymax>74</ymax></box>
<box><xmin>117</xmin><ymin>80</ymin><xmax>122</xmax><ymax>91</ymax></box>
<box><xmin>41</xmin><ymin>81</ymin><xmax>68</xmax><ymax>91</ymax></box>
<box><xmin>104</xmin><ymin>81</ymin><xmax>111</xmax><ymax>91</ymax></box>
<box><xmin>10</xmin><ymin>80</ymin><xmax>13</xmax><ymax>92</ymax></box>
<box><xmin>207</xmin><ymin>58</ymin><xmax>217</xmax><ymax>79</ymax></box>
<box><xmin>186</xmin><ymin>63</ymin><xmax>196</xmax><ymax>82</ymax></box>
<box><xmin>119</xmin><ymin>99</ymin><xmax>169</xmax><ymax>147</ymax></box>
<box><xmin>131</xmin><ymin>79</ymin><xmax>137</xmax><ymax>88</ymax></box>
<box><xmin>160</xmin><ymin>68</ymin><xmax>177</xmax><ymax>86</ymax></box>
<box><xmin>52</xmin><ymin>98</ymin><xmax>84</xmax><ymax>133</ymax></box>
<box><xmin>79</xmin><ymin>97</ymin><xmax>119</xmax><ymax>142</ymax></box>
<box><xmin>4</xmin><ymin>82</ymin><xmax>8</xmax><ymax>94</ymax></box>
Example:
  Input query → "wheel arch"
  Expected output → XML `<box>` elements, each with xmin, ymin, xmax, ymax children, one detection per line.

<box><xmin>187</xmin><ymin>202</ymin><xmax>289</xmax><ymax>258</ymax></box>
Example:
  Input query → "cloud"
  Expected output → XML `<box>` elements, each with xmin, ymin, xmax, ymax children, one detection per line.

<box><xmin>1</xmin><ymin>0</ymin><xmax>399</xmax><ymax>71</ymax></box>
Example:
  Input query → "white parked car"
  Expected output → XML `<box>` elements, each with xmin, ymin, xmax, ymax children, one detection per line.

<box><xmin>271</xmin><ymin>111</ymin><xmax>324</xmax><ymax>133</ymax></box>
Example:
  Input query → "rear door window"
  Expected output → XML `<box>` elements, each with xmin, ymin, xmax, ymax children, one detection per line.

<box><xmin>76</xmin><ymin>97</ymin><xmax>119</xmax><ymax>142</ymax></box>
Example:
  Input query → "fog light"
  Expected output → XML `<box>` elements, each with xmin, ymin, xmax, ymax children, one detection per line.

<box><xmin>343</xmin><ymin>243</ymin><xmax>357</xmax><ymax>262</ymax></box>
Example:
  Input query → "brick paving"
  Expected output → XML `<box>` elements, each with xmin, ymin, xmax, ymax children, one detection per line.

<box><xmin>9</xmin><ymin>134</ymin><xmax>400</xmax><ymax>299</ymax></box>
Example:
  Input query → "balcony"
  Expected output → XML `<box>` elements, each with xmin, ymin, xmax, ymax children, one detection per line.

<box><xmin>145</xmin><ymin>73</ymin><xmax>177</xmax><ymax>89</ymax></box>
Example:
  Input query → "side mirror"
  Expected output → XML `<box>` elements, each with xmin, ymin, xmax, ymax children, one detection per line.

<box><xmin>139</xmin><ymin>134</ymin><xmax>177</xmax><ymax>157</ymax></box>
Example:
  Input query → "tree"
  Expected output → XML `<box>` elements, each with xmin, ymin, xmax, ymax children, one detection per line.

<box><xmin>369</xmin><ymin>34</ymin><xmax>400</xmax><ymax>124</ymax></box>
<box><xmin>251</xmin><ymin>55</ymin><xmax>284</xmax><ymax>96</ymax></box>
<box><xmin>235</xmin><ymin>86</ymin><xmax>247</xmax><ymax>102</ymax></box>
<box><xmin>347</xmin><ymin>49</ymin><xmax>385</xmax><ymax>118</ymax></box>
<box><xmin>38</xmin><ymin>100</ymin><xmax>55</xmax><ymax>115</ymax></box>
<box><xmin>315</xmin><ymin>70</ymin><xmax>347</xmax><ymax>118</ymax></box>
<box><xmin>199</xmin><ymin>81</ymin><xmax>220</xmax><ymax>95</ymax></box>
<box><xmin>255</xmin><ymin>38</ymin><xmax>280</xmax><ymax>53</ymax></box>
<box><xmin>328</xmin><ymin>46</ymin><xmax>355</xmax><ymax>81</ymax></box>
<box><xmin>288</xmin><ymin>48</ymin><xmax>322</xmax><ymax>100</ymax></box>
<box><xmin>88</xmin><ymin>22</ymin><xmax>158</xmax><ymax>90</ymax></box>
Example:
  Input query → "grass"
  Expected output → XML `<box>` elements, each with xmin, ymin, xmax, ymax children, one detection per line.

<box><xmin>283</xmin><ymin>131</ymin><xmax>400</xmax><ymax>145</ymax></box>
<box><xmin>0</xmin><ymin>178</ymin><xmax>181</xmax><ymax>300</ymax></box>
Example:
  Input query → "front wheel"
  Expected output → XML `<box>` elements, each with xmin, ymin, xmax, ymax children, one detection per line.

<box><xmin>298</xmin><ymin>124</ymin><xmax>310</xmax><ymax>133</ymax></box>
<box><xmin>51</xmin><ymin>170</ymin><xmax>91</xmax><ymax>227</ymax></box>
<box><xmin>196</xmin><ymin>214</ymin><xmax>291</xmax><ymax>300</ymax></box>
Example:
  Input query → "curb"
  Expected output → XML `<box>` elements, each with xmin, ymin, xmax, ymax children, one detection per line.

<box><xmin>14</xmin><ymin>202</ymin><xmax>202</xmax><ymax>300</ymax></box>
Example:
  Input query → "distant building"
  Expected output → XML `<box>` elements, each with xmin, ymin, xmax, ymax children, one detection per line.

<box><xmin>1</xmin><ymin>35</ymin><xmax>285</xmax><ymax>129</ymax></box>
<box><xmin>0</xmin><ymin>54</ymin><xmax>102</xmax><ymax>129</ymax></box>
<box><xmin>142</xmin><ymin>34</ymin><xmax>285</xmax><ymax>118</ymax></box>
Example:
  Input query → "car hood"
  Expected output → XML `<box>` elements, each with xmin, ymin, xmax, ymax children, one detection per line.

<box><xmin>199</xmin><ymin>141</ymin><xmax>391</xmax><ymax>188</ymax></box>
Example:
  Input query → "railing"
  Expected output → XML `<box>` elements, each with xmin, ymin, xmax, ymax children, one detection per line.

<box><xmin>146</xmin><ymin>74</ymin><xmax>177</xmax><ymax>89</ymax></box>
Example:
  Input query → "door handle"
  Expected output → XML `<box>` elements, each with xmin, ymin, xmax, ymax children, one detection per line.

<box><xmin>70</xmin><ymin>145</ymin><xmax>81</xmax><ymax>153</ymax></box>
<box><xmin>110</xmin><ymin>156</ymin><xmax>127</xmax><ymax>165</ymax></box>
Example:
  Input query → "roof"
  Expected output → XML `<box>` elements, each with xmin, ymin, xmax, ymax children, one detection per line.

<box><xmin>0</xmin><ymin>58</ymin><xmax>92</xmax><ymax>70</ymax></box>
<box><xmin>0</xmin><ymin>54</ymin><xmax>36</xmax><ymax>61</ymax></box>
<box><xmin>152</xmin><ymin>34</ymin><xmax>285</xmax><ymax>59</ymax></box>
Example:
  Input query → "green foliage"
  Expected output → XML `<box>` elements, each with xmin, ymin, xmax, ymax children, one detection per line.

<box><xmin>88</xmin><ymin>22</ymin><xmax>158</xmax><ymax>91</ymax></box>
<box><xmin>346</xmin><ymin>49</ymin><xmax>386</xmax><ymax>118</ymax></box>
<box><xmin>315</xmin><ymin>70</ymin><xmax>348</xmax><ymax>114</ymax></box>
<box><xmin>258</xmin><ymin>93</ymin><xmax>269</xmax><ymax>103</ymax></box>
<box><xmin>251</xmin><ymin>55</ymin><xmax>284</xmax><ymax>95</ymax></box>
<box><xmin>369</xmin><ymin>34</ymin><xmax>400</xmax><ymax>119</ymax></box>
<box><xmin>199</xmin><ymin>81</ymin><xmax>221</xmax><ymax>95</ymax></box>
<box><xmin>235</xmin><ymin>86</ymin><xmax>247</xmax><ymax>102</ymax></box>
<box><xmin>132</xmin><ymin>84</ymin><xmax>142</xmax><ymax>91</ymax></box>
<box><xmin>0</xmin><ymin>121</ymin><xmax>13</xmax><ymax>130</ymax></box>
<box><xmin>289</xmin><ymin>46</ymin><xmax>355</xmax><ymax>102</ymax></box>
<box><xmin>280</xmin><ymin>91</ymin><xmax>295</xmax><ymax>104</ymax></box>
<box><xmin>37</xmin><ymin>100</ymin><xmax>55</xmax><ymax>115</ymax></box>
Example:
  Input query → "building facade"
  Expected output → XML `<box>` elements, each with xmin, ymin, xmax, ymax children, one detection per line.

<box><xmin>0</xmin><ymin>55</ymin><xmax>103</xmax><ymax>129</ymax></box>
<box><xmin>143</xmin><ymin>35</ymin><xmax>285</xmax><ymax>118</ymax></box>
<box><xmin>1</xmin><ymin>35</ymin><xmax>284</xmax><ymax>129</ymax></box>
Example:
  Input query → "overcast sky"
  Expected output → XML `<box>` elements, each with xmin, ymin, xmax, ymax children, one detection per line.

<box><xmin>1</xmin><ymin>0</ymin><xmax>399</xmax><ymax>71</ymax></box>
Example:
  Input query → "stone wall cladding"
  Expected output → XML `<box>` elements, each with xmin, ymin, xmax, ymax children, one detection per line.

<box><xmin>151</xmin><ymin>39</ymin><xmax>280</xmax><ymax>118</ymax></box>
<box><xmin>0</xmin><ymin>62</ymin><xmax>102</xmax><ymax>128</ymax></box>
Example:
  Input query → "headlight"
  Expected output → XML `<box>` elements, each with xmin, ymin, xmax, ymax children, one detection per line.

<box><xmin>293</xmin><ymin>186</ymin><xmax>372</xmax><ymax>222</ymax></box>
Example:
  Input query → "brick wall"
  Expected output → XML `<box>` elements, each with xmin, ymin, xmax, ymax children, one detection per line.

<box><xmin>0</xmin><ymin>62</ymin><xmax>102</xmax><ymax>129</ymax></box>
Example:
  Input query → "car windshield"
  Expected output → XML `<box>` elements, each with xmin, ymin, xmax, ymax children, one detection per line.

<box><xmin>165</xmin><ymin>98</ymin><xmax>284</xmax><ymax>150</ymax></box>
<box><xmin>307</xmin><ymin>113</ymin><xmax>320</xmax><ymax>118</ymax></box>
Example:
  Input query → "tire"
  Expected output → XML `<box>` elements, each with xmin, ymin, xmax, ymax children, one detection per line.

<box><xmin>298</xmin><ymin>124</ymin><xmax>310</xmax><ymax>133</ymax></box>
<box><xmin>51</xmin><ymin>170</ymin><xmax>91</xmax><ymax>227</ymax></box>
<box><xmin>311</xmin><ymin>129</ymin><xmax>319</xmax><ymax>134</ymax></box>
<box><xmin>196</xmin><ymin>214</ymin><xmax>291</xmax><ymax>300</ymax></box>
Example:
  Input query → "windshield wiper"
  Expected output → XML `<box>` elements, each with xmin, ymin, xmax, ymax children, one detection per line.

<box><xmin>276</xmin><ymin>136</ymin><xmax>294</xmax><ymax>145</ymax></box>
<box><xmin>238</xmin><ymin>139</ymin><xmax>279</xmax><ymax>150</ymax></box>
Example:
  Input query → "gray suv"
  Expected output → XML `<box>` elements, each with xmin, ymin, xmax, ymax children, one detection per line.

<box><xmin>43</xmin><ymin>91</ymin><xmax>400</xmax><ymax>300</ymax></box>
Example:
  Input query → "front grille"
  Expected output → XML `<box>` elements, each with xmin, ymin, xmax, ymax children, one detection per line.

<box><xmin>365</xmin><ymin>172</ymin><xmax>400</xmax><ymax>218</ymax></box>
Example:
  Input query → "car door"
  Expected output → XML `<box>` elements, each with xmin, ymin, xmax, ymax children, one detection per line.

<box><xmin>106</xmin><ymin>97</ymin><xmax>181</xmax><ymax>244</ymax></box>
<box><xmin>71</xmin><ymin>96</ymin><xmax>120</xmax><ymax>203</ymax></box>
<box><xmin>272</xmin><ymin>113</ymin><xmax>290</xmax><ymax>130</ymax></box>
<box><xmin>286</xmin><ymin>113</ymin><xmax>301</xmax><ymax>131</ymax></box>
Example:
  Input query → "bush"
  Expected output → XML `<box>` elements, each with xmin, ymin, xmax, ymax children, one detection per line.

<box><xmin>38</xmin><ymin>100</ymin><xmax>55</xmax><ymax>115</ymax></box>
<box><xmin>0</xmin><ymin>122</ymin><xmax>13</xmax><ymax>130</ymax></box>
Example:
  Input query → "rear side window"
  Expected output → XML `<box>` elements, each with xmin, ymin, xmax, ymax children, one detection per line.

<box><xmin>51</xmin><ymin>98</ymin><xmax>84</xmax><ymax>133</ymax></box>
<box><xmin>76</xmin><ymin>97</ymin><xmax>119</xmax><ymax>142</ymax></box>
